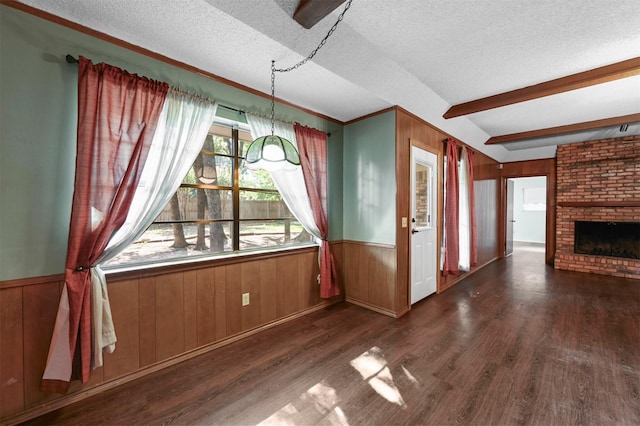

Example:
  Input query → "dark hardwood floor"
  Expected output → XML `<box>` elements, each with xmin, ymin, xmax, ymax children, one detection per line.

<box><xmin>24</xmin><ymin>246</ymin><xmax>640</xmax><ymax>425</ymax></box>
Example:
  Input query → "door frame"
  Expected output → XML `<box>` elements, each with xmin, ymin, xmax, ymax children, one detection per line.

<box><xmin>506</xmin><ymin>178</ymin><xmax>515</xmax><ymax>256</ymax></box>
<box><xmin>410</xmin><ymin>145</ymin><xmax>438</xmax><ymax>304</ymax></box>
<box><xmin>498</xmin><ymin>160</ymin><xmax>556</xmax><ymax>265</ymax></box>
<box><xmin>408</xmin><ymin>139</ymin><xmax>443</xmax><ymax>298</ymax></box>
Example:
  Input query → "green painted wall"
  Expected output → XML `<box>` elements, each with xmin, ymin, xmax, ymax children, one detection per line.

<box><xmin>0</xmin><ymin>6</ymin><xmax>344</xmax><ymax>280</ymax></box>
<box><xmin>327</xmin><ymin>131</ymin><xmax>344</xmax><ymax>241</ymax></box>
<box><xmin>343</xmin><ymin>111</ymin><xmax>396</xmax><ymax>245</ymax></box>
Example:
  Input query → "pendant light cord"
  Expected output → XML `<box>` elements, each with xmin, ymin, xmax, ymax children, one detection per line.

<box><xmin>271</xmin><ymin>61</ymin><xmax>277</xmax><ymax>136</ymax></box>
<box><xmin>269</xmin><ymin>0</ymin><xmax>354</xmax><ymax>135</ymax></box>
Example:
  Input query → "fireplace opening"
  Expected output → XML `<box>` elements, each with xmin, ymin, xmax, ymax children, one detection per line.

<box><xmin>574</xmin><ymin>221</ymin><xmax>640</xmax><ymax>260</ymax></box>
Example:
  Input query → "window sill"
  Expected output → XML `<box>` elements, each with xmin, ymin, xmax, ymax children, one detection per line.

<box><xmin>104</xmin><ymin>243</ymin><xmax>318</xmax><ymax>282</ymax></box>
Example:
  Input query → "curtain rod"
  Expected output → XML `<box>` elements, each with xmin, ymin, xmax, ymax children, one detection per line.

<box><xmin>65</xmin><ymin>54</ymin><xmax>330</xmax><ymax>137</ymax></box>
<box><xmin>443</xmin><ymin>137</ymin><xmax>475</xmax><ymax>155</ymax></box>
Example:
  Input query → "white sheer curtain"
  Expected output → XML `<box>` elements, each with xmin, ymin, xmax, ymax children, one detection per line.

<box><xmin>440</xmin><ymin>156</ymin><xmax>447</xmax><ymax>271</ymax></box>
<box><xmin>458</xmin><ymin>147</ymin><xmax>471</xmax><ymax>271</ymax></box>
<box><xmin>89</xmin><ymin>90</ymin><xmax>218</xmax><ymax>368</ymax></box>
<box><xmin>245</xmin><ymin>113</ymin><xmax>321</xmax><ymax>241</ymax></box>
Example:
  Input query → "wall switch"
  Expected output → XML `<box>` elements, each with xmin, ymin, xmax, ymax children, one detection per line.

<box><xmin>242</xmin><ymin>292</ymin><xmax>250</xmax><ymax>306</ymax></box>
<box><xmin>402</xmin><ymin>217</ymin><xmax>408</xmax><ymax>228</ymax></box>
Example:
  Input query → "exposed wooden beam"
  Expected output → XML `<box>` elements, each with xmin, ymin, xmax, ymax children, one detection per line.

<box><xmin>485</xmin><ymin>113</ymin><xmax>640</xmax><ymax>145</ymax></box>
<box><xmin>444</xmin><ymin>57</ymin><xmax>640</xmax><ymax>118</ymax></box>
<box><xmin>293</xmin><ymin>0</ymin><xmax>347</xmax><ymax>29</ymax></box>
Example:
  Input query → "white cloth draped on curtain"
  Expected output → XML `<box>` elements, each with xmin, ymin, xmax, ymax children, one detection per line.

<box><xmin>441</xmin><ymin>142</ymin><xmax>477</xmax><ymax>275</ymax></box>
<box><xmin>91</xmin><ymin>90</ymin><xmax>218</xmax><ymax>368</ymax></box>
<box><xmin>245</xmin><ymin>114</ymin><xmax>321</xmax><ymax>242</ymax></box>
<box><xmin>458</xmin><ymin>146</ymin><xmax>471</xmax><ymax>271</ymax></box>
<box><xmin>42</xmin><ymin>58</ymin><xmax>169</xmax><ymax>393</ymax></box>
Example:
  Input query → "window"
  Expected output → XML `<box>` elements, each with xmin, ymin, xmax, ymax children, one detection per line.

<box><xmin>413</xmin><ymin>164</ymin><xmax>433</xmax><ymax>228</ymax></box>
<box><xmin>105</xmin><ymin>123</ymin><xmax>312</xmax><ymax>268</ymax></box>
<box><xmin>522</xmin><ymin>187</ymin><xmax>546</xmax><ymax>211</ymax></box>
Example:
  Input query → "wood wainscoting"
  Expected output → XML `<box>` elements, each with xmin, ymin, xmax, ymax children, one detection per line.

<box><xmin>341</xmin><ymin>240</ymin><xmax>399</xmax><ymax>317</ymax></box>
<box><xmin>21</xmin><ymin>246</ymin><xmax>640</xmax><ymax>425</ymax></box>
<box><xmin>1</xmin><ymin>247</ymin><xmax>340</xmax><ymax>422</ymax></box>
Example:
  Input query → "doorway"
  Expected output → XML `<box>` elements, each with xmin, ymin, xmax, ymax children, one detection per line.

<box><xmin>505</xmin><ymin>176</ymin><xmax>547</xmax><ymax>257</ymax></box>
<box><xmin>410</xmin><ymin>146</ymin><xmax>438</xmax><ymax>304</ymax></box>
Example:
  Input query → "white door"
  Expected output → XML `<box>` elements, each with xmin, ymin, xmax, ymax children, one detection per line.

<box><xmin>411</xmin><ymin>146</ymin><xmax>437</xmax><ymax>304</ymax></box>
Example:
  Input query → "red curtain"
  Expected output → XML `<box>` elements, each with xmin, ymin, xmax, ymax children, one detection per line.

<box><xmin>443</xmin><ymin>139</ymin><xmax>460</xmax><ymax>275</ymax></box>
<box><xmin>294</xmin><ymin>124</ymin><xmax>339</xmax><ymax>298</ymax></box>
<box><xmin>466</xmin><ymin>150</ymin><xmax>477</xmax><ymax>267</ymax></box>
<box><xmin>41</xmin><ymin>57</ymin><xmax>168</xmax><ymax>393</ymax></box>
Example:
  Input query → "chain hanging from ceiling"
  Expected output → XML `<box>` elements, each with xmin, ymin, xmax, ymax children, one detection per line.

<box><xmin>268</xmin><ymin>0</ymin><xmax>354</xmax><ymax>135</ymax></box>
<box><xmin>246</xmin><ymin>0</ymin><xmax>354</xmax><ymax>170</ymax></box>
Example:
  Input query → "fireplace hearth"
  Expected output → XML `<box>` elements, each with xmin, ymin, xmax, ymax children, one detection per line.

<box><xmin>574</xmin><ymin>221</ymin><xmax>640</xmax><ymax>260</ymax></box>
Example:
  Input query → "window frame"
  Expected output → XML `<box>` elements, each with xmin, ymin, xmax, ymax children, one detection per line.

<box><xmin>102</xmin><ymin>121</ymin><xmax>315</xmax><ymax>273</ymax></box>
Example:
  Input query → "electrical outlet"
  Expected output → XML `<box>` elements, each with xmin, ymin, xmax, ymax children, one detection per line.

<box><xmin>242</xmin><ymin>292</ymin><xmax>250</xmax><ymax>306</ymax></box>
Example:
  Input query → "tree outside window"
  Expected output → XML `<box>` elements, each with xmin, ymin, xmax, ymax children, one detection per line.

<box><xmin>105</xmin><ymin>124</ymin><xmax>312</xmax><ymax>268</ymax></box>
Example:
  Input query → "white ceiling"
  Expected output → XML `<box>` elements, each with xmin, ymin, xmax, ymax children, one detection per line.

<box><xmin>14</xmin><ymin>0</ymin><xmax>640</xmax><ymax>163</ymax></box>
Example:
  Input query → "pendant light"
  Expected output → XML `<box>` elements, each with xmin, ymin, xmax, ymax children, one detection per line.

<box><xmin>245</xmin><ymin>61</ymin><xmax>301</xmax><ymax>171</ymax></box>
<box><xmin>245</xmin><ymin>0</ymin><xmax>353</xmax><ymax>171</ymax></box>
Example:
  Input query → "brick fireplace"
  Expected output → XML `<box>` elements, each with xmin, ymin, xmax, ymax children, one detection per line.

<box><xmin>555</xmin><ymin>135</ymin><xmax>640</xmax><ymax>279</ymax></box>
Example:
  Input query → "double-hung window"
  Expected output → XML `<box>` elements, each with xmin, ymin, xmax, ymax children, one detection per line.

<box><xmin>105</xmin><ymin>122</ymin><xmax>312</xmax><ymax>268</ymax></box>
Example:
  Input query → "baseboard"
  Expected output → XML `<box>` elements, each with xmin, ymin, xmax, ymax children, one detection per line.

<box><xmin>345</xmin><ymin>298</ymin><xmax>399</xmax><ymax>318</ymax></box>
<box><xmin>439</xmin><ymin>257</ymin><xmax>499</xmax><ymax>293</ymax></box>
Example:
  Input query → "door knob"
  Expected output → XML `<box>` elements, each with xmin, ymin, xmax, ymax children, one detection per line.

<box><xmin>411</xmin><ymin>228</ymin><xmax>420</xmax><ymax>234</ymax></box>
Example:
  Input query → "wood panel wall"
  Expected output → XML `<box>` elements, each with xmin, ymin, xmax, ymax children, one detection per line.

<box><xmin>396</xmin><ymin>108</ymin><xmax>446</xmax><ymax>309</ymax></box>
<box><xmin>500</xmin><ymin>158</ymin><xmax>556</xmax><ymax>264</ymax></box>
<box><xmin>341</xmin><ymin>241</ymin><xmax>397</xmax><ymax>317</ymax></box>
<box><xmin>395</xmin><ymin>107</ymin><xmax>501</xmax><ymax>295</ymax></box>
<box><xmin>471</xmin><ymin>151</ymin><xmax>502</xmax><ymax>261</ymax></box>
<box><xmin>330</xmin><ymin>241</ymin><xmax>345</xmax><ymax>296</ymax></box>
<box><xmin>0</xmin><ymin>248</ymin><xmax>334</xmax><ymax>421</ymax></box>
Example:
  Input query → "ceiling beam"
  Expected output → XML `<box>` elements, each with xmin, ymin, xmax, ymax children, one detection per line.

<box><xmin>485</xmin><ymin>113</ymin><xmax>640</xmax><ymax>145</ymax></box>
<box><xmin>293</xmin><ymin>0</ymin><xmax>347</xmax><ymax>29</ymax></box>
<box><xmin>444</xmin><ymin>57</ymin><xmax>640</xmax><ymax>119</ymax></box>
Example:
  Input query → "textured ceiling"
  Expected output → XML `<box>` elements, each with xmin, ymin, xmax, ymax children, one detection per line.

<box><xmin>12</xmin><ymin>0</ymin><xmax>640</xmax><ymax>163</ymax></box>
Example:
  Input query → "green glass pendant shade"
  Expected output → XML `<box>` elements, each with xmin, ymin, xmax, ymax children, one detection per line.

<box><xmin>245</xmin><ymin>134</ymin><xmax>300</xmax><ymax>171</ymax></box>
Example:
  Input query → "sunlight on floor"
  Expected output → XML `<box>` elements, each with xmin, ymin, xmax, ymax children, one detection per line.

<box><xmin>350</xmin><ymin>346</ymin><xmax>407</xmax><ymax>408</ymax></box>
<box><xmin>258</xmin><ymin>382</ymin><xmax>349</xmax><ymax>426</ymax></box>
<box><xmin>455</xmin><ymin>301</ymin><xmax>472</xmax><ymax>333</ymax></box>
<box><xmin>258</xmin><ymin>346</ymin><xmax>413</xmax><ymax>425</ymax></box>
<box><xmin>402</xmin><ymin>365</ymin><xmax>419</xmax><ymax>385</ymax></box>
